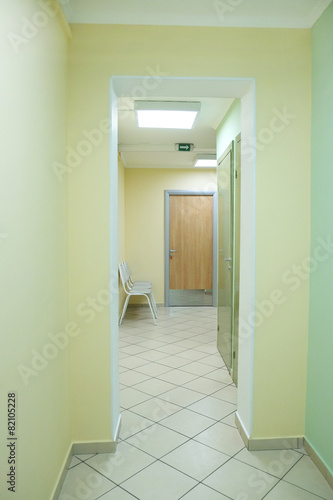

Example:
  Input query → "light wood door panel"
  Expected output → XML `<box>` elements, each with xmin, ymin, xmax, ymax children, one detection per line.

<box><xmin>169</xmin><ymin>195</ymin><xmax>213</xmax><ymax>290</ymax></box>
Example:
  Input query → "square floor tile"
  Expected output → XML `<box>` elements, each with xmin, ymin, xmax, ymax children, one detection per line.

<box><xmin>180</xmin><ymin>483</ymin><xmax>231</xmax><ymax>499</ymax></box>
<box><xmin>188</xmin><ymin>396</ymin><xmax>236</xmax><ymax>421</ymax></box>
<box><xmin>86</xmin><ymin>441</ymin><xmax>155</xmax><ymax>485</ymax></box>
<box><xmin>121</xmin><ymin>460</ymin><xmax>198</xmax><ymax>500</ymax></box>
<box><xmin>137</xmin><ymin>350</ymin><xmax>169</xmax><ymax>361</ymax></box>
<box><xmin>204</xmin><ymin>369</ymin><xmax>233</xmax><ymax>384</ymax></box>
<box><xmin>135</xmin><ymin>362</ymin><xmax>172</xmax><ymax>377</ymax></box>
<box><xmin>212</xmin><ymin>385</ymin><xmax>238</xmax><ymax>404</ymax></box>
<box><xmin>160</xmin><ymin>408</ymin><xmax>215</xmax><ymax>437</ymax></box>
<box><xmin>120</xmin><ymin>387</ymin><xmax>151</xmax><ymax>409</ymax></box>
<box><xmin>59</xmin><ymin>462</ymin><xmax>116</xmax><ymax>500</ymax></box>
<box><xmin>126</xmin><ymin>423</ymin><xmax>188</xmax><ymax>458</ymax></box>
<box><xmin>69</xmin><ymin>456</ymin><xmax>81</xmax><ymax>468</ymax></box>
<box><xmin>157</xmin><ymin>369</ymin><xmax>198</xmax><ymax>385</ymax></box>
<box><xmin>119</xmin><ymin>357</ymin><xmax>150</xmax><ymax>370</ymax></box>
<box><xmin>221</xmin><ymin>412</ymin><xmax>237</xmax><ymax>428</ymax></box>
<box><xmin>159</xmin><ymin>355</ymin><xmax>193</xmax><ymax>369</ymax></box>
<box><xmin>130</xmin><ymin>397</ymin><xmax>182</xmax><ymax>422</ymax></box>
<box><xmin>119</xmin><ymin>370</ymin><xmax>150</xmax><ymax>386</ymax></box>
<box><xmin>178</xmin><ymin>350</ymin><xmax>211</xmax><ymax>361</ymax></box>
<box><xmin>183</xmin><ymin>377</ymin><xmax>226</xmax><ymax>395</ymax></box>
<box><xmin>204</xmin><ymin>458</ymin><xmax>279</xmax><ymax>500</ymax></box>
<box><xmin>98</xmin><ymin>487</ymin><xmax>138</xmax><ymax>499</ymax></box>
<box><xmin>159</xmin><ymin>386</ymin><xmax>205</xmax><ymax>407</ymax></box>
<box><xmin>283</xmin><ymin>456</ymin><xmax>333</xmax><ymax>499</ymax></box>
<box><xmin>119</xmin><ymin>410</ymin><xmax>154</xmax><ymax>439</ymax></box>
<box><xmin>264</xmin><ymin>480</ymin><xmax>330</xmax><ymax>500</ymax></box>
<box><xmin>133</xmin><ymin>378</ymin><xmax>176</xmax><ymax>397</ymax></box>
<box><xmin>195</xmin><ymin>422</ymin><xmax>245</xmax><ymax>456</ymax></box>
<box><xmin>180</xmin><ymin>361</ymin><xmax>217</xmax><ymax>376</ymax></box>
<box><xmin>162</xmin><ymin>439</ymin><xmax>229</xmax><ymax>481</ymax></box>
<box><xmin>234</xmin><ymin>447</ymin><xmax>303</xmax><ymax>478</ymax></box>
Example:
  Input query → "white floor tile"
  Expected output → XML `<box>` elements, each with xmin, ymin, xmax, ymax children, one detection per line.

<box><xmin>86</xmin><ymin>441</ymin><xmax>155</xmax><ymax>484</ymax></box>
<box><xmin>158</xmin><ymin>386</ymin><xmax>205</xmax><ymax>407</ymax></box>
<box><xmin>188</xmin><ymin>395</ymin><xmax>236</xmax><ymax>421</ymax></box>
<box><xmin>195</xmin><ymin>421</ymin><xmax>245</xmax><ymax>456</ymax></box>
<box><xmin>162</xmin><ymin>439</ymin><xmax>229</xmax><ymax>481</ymax></box>
<box><xmin>180</xmin><ymin>361</ymin><xmax>217</xmax><ymax>376</ymax></box>
<box><xmin>59</xmin><ymin>462</ymin><xmax>116</xmax><ymax>500</ymax></box>
<box><xmin>98</xmin><ymin>486</ymin><xmax>138</xmax><ymax>499</ymax></box>
<box><xmin>129</xmin><ymin>397</ymin><xmax>182</xmax><ymax>422</ymax></box>
<box><xmin>204</xmin><ymin>458</ymin><xmax>279</xmax><ymax>500</ymax></box>
<box><xmin>183</xmin><ymin>377</ymin><xmax>226</xmax><ymax>395</ymax></box>
<box><xmin>126</xmin><ymin>423</ymin><xmax>188</xmax><ymax>458</ymax></box>
<box><xmin>160</xmin><ymin>408</ymin><xmax>216</xmax><ymax>437</ymax></box>
<box><xmin>135</xmin><ymin>362</ymin><xmax>172</xmax><ymax>377</ymax></box>
<box><xmin>119</xmin><ymin>410</ymin><xmax>154</xmax><ymax>439</ymax></box>
<box><xmin>264</xmin><ymin>480</ymin><xmax>329</xmax><ymax>500</ymax></box>
<box><xmin>180</xmin><ymin>483</ymin><xmax>231</xmax><ymax>499</ymax></box>
<box><xmin>234</xmin><ymin>447</ymin><xmax>303</xmax><ymax>478</ymax></box>
<box><xmin>120</xmin><ymin>387</ymin><xmax>151</xmax><ymax>409</ymax></box>
<box><xmin>157</xmin><ymin>369</ymin><xmax>198</xmax><ymax>385</ymax></box>
<box><xmin>132</xmin><ymin>377</ymin><xmax>177</xmax><ymax>396</ymax></box>
<box><xmin>119</xmin><ymin>370</ymin><xmax>150</xmax><ymax>386</ymax></box>
<box><xmin>283</xmin><ymin>456</ymin><xmax>333</xmax><ymax>499</ymax></box>
<box><xmin>121</xmin><ymin>460</ymin><xmax>198</xmax><ymax>500</ymax></box>
<box><xmin>60</xmin><ymin>307</ymin><xmax>326</xmax><ymax>500</ymax></box>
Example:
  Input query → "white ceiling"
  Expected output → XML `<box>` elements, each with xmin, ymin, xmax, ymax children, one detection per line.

<box><xmin>61</xmin><ymin>0</ymin><xmax>332</xmax><ymax>169</ymax></box>
<box><xmin>118</xmin><ymin>97</ymin><xmax>234</xmax><ymax>169</ymax></box>
<box><xmin>61</xmin><ymin>0</ymin><xmax>332</xmax><ymax>28</ymax></box>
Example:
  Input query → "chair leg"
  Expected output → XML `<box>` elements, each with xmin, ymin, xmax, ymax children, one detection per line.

<box><xmin>119</xmin><ymin>295</ymin><xmax>130</xmax><ymax>325</ymax></box>
<box><xmin>145</xmin><ymin>294</ymin><xmax>157</xmax><ymax>325</ymax></box>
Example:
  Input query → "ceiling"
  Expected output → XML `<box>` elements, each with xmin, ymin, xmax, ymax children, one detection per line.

<box><xmin>118</xmin><ymin>97</ymin><xmax>234</xmax><ymax>169</ymax></box>
<box><xmin>61</xmin><ymin>0</ymin><xmax>332</xmax><ymax>29</ymax></box>
<box><xmin>60</xmin><ymin>0</ymin><xmax>332</xmax><ymax>169</ymax></box>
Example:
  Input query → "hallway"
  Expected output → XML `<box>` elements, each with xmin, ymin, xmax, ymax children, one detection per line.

<box><xmin>59</xmin><ymin>307</ymin><xmax>333</xmax><ymax>500</ymax></box>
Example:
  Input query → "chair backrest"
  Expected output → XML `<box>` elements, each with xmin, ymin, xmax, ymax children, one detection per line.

<box><xmin>118</xmin><ymin>262</ymin><xmax>127</xmax><ymax>288</ymax></box>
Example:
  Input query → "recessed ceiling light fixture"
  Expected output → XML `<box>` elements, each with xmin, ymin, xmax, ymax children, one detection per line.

<box><xmin>134</xmin><ymin>101</ymin><xmax>201</xmax><ymax>129</ymax></box>
<box><xmin>193</xmin><ymin>154</ymin><xmax>217</xmax><ymax>168</ymax></box>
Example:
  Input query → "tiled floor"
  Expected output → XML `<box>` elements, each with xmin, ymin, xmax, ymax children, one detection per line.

<box><xmin>59</xmin><ymin>306</ymin><xmax>333</xmax><ymax>500</ymax></box>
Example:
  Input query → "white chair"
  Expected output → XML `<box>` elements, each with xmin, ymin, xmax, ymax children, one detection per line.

<box><xmin>122</xmin><ymin>261</ymin><xmax>158</xmax><ymax>318</ymax></box>
<box><xmin>118</xmin><ymin>262</ymin><xmax>157</xmax><ymax>325</ymax></box>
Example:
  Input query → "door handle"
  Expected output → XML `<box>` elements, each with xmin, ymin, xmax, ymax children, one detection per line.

<box><xmin>170</xmin><ymin>249</ymin><xmax>178</xmax><ymax>252</ymax></box>
<box><xmin>224</xmin><ymin>258</ymin><xmax>232</xmax><ymax>261</ymax></box>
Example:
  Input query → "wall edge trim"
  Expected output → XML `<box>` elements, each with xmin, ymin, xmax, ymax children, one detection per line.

<box><xmin>305</xmin><ymin>438</ymin><xmax>333</xmax><ymax>489</ymax></box>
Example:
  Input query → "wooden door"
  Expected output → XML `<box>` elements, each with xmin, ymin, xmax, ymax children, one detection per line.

<box><xmin>169</xmin><ymin>195</ymin><xmax>213</xmax><ymax>290</ymax></box>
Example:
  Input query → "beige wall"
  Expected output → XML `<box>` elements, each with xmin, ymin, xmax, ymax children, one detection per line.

<box><xmin>68</xmin><ymin>24</ymin><xmax>311</xmax><ymax>443</ymax></box>
<box><xmin>0</xmin><ymin>1</ymin><xmax>70</xmax><ymax>498</ymax></box>
<box><xmin>124</xmin><ymin>168</ymin><xmax>217</xmax><ymax>304</ymax></box>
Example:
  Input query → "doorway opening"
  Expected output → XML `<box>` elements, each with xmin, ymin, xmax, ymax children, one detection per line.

<box><xmin>110</xmin><ymin>76</ymin><xmax>256</xmax><ymax>443</ymax></box>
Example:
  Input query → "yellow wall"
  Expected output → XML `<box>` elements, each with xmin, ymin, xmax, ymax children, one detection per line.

<box><xmin>124</xmin><ymin>168</ymin><xmax>217</xmax><ymax>304</ymax></box>
<box><xmin>0</xmin><ymin>1</ymin><xmax>70</xmax><ymax>498</ymax></box>
<box><xmin>68</xmin><ymin>25</ymin><xmax>311</xmax><ymax>443</ymax></box>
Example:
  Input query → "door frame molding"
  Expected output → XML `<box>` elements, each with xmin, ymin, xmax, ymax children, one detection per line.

<box><xmin>164</xmin><ymin>190</ymin><xmax>218</xmax><ymax>307</ymax></box>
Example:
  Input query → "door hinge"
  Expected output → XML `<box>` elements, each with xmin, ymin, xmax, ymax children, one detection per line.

<box><xmin>235</xmin><ymin>169</ymin><xmax>238</xmax><ymax>179</ymax></box>
<box><xmin>217</xmin><ymin>325</ymin><xmax>220</xmax><ymax>332</ymax></box>
<box><xmin>233</xmin><ymin>351</ymin><xmax>236</xmax><ymax>359</ymax></box>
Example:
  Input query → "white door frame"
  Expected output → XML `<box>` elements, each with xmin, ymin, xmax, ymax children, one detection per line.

<box><xmin>164</xmin><ymin>190</ymin><xmax>218</xmax><ymax>307</ymax></box>
<box><xmin>109</xmin><ymin>76</ymin><xmax>256</xmax><ymax>442</ymax></box>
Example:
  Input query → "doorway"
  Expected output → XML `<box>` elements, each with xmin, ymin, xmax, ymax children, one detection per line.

<box><xmin>110</xmin><ymin>76</ymin><xmax>256</xmax><ymax>442</ymax></box>
<box><xmin>164</xmin><ymin>191</ymin><xmax>217</xmax><ymax>307</ymax></box>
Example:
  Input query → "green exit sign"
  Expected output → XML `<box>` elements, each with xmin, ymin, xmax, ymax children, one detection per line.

<box><xmin>177</xmin><ymin>143</ymin><xmax>193</xmax><ymax>152</ymax></box>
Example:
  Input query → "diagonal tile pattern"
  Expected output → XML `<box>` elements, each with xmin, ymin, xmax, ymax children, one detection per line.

<box><xmin>59</xmin><ymin>306</ymin><xmax>333</xmax><ymax>500</ymax></box>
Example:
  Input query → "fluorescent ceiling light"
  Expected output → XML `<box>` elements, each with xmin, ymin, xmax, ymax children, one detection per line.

<box><xmin>194</xmin><ymin>154</ymin><xmax>217</xmax><ymax>168</ymax></box>
<box><xmin>135</xmin><ymin>101</ymin><xmax>201</xmax><ymax>129</ymax></box>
